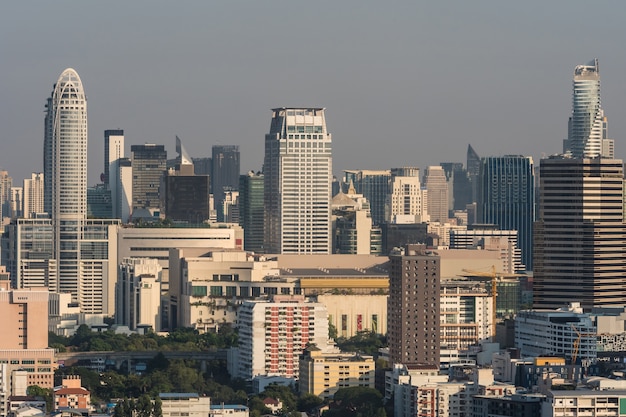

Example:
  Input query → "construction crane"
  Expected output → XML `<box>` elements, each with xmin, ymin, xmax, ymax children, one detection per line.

<box><xmin>461</xmin><ymin>266</ymin><xmax>526</xmax><ymax>338</ymax></box>
<box><xmin>570</xmin><ymin>324</ymin><xmax>596</xmax><ymax>380</ymax></box>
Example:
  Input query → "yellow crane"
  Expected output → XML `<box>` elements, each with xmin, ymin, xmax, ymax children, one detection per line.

<box><xmin>461</xmin><ymin>266</ymin><xmax>525</xmax><ymax>338</ymax></box>
<box><xmin>570</xmin><ymin>323</ymin><xmax>596</xmax><ymax>365</ymax></box>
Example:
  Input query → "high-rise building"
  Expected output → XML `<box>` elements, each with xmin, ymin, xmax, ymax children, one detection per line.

<box><xmin>116</xmin><ymin>257</ymin><xmax>162</xmax><ymax>332</ymax></box>
<box><xmin>385</xmin><ymin>167</ymin><xmax>428</xmax><ymax>224</ymax></box>
<box><xmin>212</xmin><ymin>145</ymin><xmax>240</xmax><ymax>221</ymax></box>
<box><xmin>534</xmin><ymin>157</ymin><xmax>626</xmax><ymax>310</ymax></box>
<box><xmin>236</xmin><ymin>295</ymin><xmax>331</xmax><ymax>380</ymax></box>
<box><xmin>130</xmin><ymin>144</ymin><xmax>167</xmax><ymax>216</ymax></box>
<box><xmin>40</xmin><ymin>69</ymin><xmax>120</xmax><ymax>315</ymax></box>
<box><xmin>563</xmin><ymin>59</ymin><xmax>603</xmax><ymax>159</ymax></box>
<box><xmin>43</xmin><ymin>68</ymin><xmax>88</xmax><ymax>298</ymax></box>
<box><xmin>467</xmin><ymin>144</ymin><xmax>481</xmax><ymax>203</ymax></box>
<box><xmin>344</xmin><ymin>170</ymin><xmax>391</xmax><ymax>226</ymax></box>
<box><xmin>388</xmin><ymin>244</ymin><xmax>440</xmax><ymax>368</ymax></box>
<box><xmin>117</xmin><ymin>157</ymin><xmax>133</xmax><ymax>223</ymax></box>
<box><xmin>332</xmin><ymin>182</ymin><xmax>381</xmax><ymax>255</ymax></box>
<box><xmin>440</xmin><ymin>162</ymin><xmax>472</xmax><ymax>212</ymax></box>
<box><xmin>239</xmin><ymin>171</ymin><xmax>265</xmax><ymax>253</ymax></box>
<box><xmin>22</xmin><ymin>172</ymin><xmax>44</xmax><ymax>218</ymax></box>
<box><xmin>478</xmin><ymin>156</ymin><xmax>534</xmax><ymax>270</ymax></box>
<box><xmin>263</xmin><ymin>108</ymin><xmax>332</xmax><ymax>254</ymax></box>
<box><xmin>0</xmin><ymin>170</ymin><xmax>13</xmax><ymax>220</ymax></box>
<box><xmin>104</xmin><ymin>129</ymin><xmax>124</xmax><ymax>218</ymax></box>
<box><xmin>423</xmin><ymin>165</ymin><xmax>449</xmax><ymax>223</ymax></box>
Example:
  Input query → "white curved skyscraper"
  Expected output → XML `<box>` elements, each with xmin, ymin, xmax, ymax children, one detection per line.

<box><xmin>564</xmin><ymin>59</ymin><xmax>603</xmax><ymax>158</ymax></box>
<box><xmin>43</xmin><ymin>68</ymin><xmax>88</xmax><ymax>297</ymax></box>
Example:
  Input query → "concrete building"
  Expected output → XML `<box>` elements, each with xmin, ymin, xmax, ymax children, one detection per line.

<box><xmin>515</xmin><ymin>303</ymin><xmax>596</xmax><ymax>363</ymax></box>
<box><xmin>440</xmin><ymin>280</ymin><xmax>493</xmax><ymax>368</ymax></box>
<box><xmin>423</xmin><ymin>165</ymin><xmax>449</xmax><ymax>223</ymax></box>
<box><xmin>169</xmin><ymin>249</ymin><xmax>283</xmax><ymax>331</ymax></box>
<box><xmin>117</xmin><ymin>157</ymin><xmax>133</xmax><ymax>223</ymax></box>
<box><xmin>22</xmin><ymin>173</ymin><xmax>44</xmax><ymax>219</ymax></box>
<box><xmin>159</xmin><ymin>393</ymin><xmax>210</xmax><ymax>417</ymax></box>
<box><xmin>316</xmin><ymin>294</ymin><xmax>387</xmax><ymax>338</ymax></box>
<box><xmin>534</xmin><ymin>157</ymin><xmax>626</xmax><ymax>310</ymax></box>
<box><xmin>385</xmin><ymin>167</ymin><xmax>428</xmax><ymax>224</ymax></box>
<box><xmin>299</xmin><ymin>346</ymin><xmax>375</xmax><ymax>399</ymax></box>
<box><xmin>388</xmin><ymin>244</ymin><xmax>440</xmax><ymax>368</ymax></box>
<box><xmin>0</xmin><ymin>274</ymin><xmax>56</xmax><ymax>388</ymax></box>
<box><xmin>104</xmin><ymin>129</ymin><xmax>124</xmax><ymax>219</ymax></box>
<box><xmin>53</xmin><ymin>375</ymin><xmax>90</xmax><ymax>411</ymax></box>
<box><xmin>209</xmin><ymin>404</ymin><xmax>249</xmax><ymax>417</ymax></box>
<box><xmin>332</xmin><ymin>182</ymin><xmax>381</xmax><ymax>255</ymax></box>
<box><xmin>0</xmin><ymin>171</ymin><xmax>13</xmax><ymax>222</ymax></box>
<box><xmin>130</xmin><ymin>143</ymin><xmax>167</xmax><ymax>216</ymax></box>
<box><xmin>264</xmin><ymin>108</ymin><xmax>332</xmax><ymax>254</ymax></box>
<box><xmin>116</xmin><ymin>258</ymin><xmax>163</xmax><ymax>332</ymax></box>
<box><xmin>449</xmin><ymin>226</ymin><xmax>524</xmax><ymax>273</ymax></box>
<box><xmin>235</xmin><ymin>295</ymin><xmax>331</xmax><ymax>380</ymax></box>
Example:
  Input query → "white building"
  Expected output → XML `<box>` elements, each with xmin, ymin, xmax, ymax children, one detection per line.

<box><xmin>22</xmin><ymin>173</ymin><xmax>44</xmax><ymax>219</ymax></box>
<box><xmin>116</xmin><ymin>257</ymin><xmax>162</xmax><ymax>331</ymax></box>
<box><xmin>449</xmin><ymin>228</ymin><xmax>524</xmax><ymax>273</ymax></box>
<box><xmin>159</xmin><ymin>393</ymin><xmax>210</xmax><ymax>417</ymax></box>
<box><xmin>515</xmin><ymin>302</ymin><xmax>596</xmax><ymax>362</ymax></box>
<box><xmin>332</xmin><ymin>182</ymin><xmax>380</xmax><ymax>255</ymax></box>
<box><xmin>235</xmin><ymin>295</ymin><xmax>332</xmax><ymax>380</ymax></box>
<box><xmin>264</xmin><ymin>108</ymin><xmax>332</xmax><ymax>254</ymax></box>
<box><xmin>385</xmin><ymin>167</ymin><xmax>429</xmax><ymax>224</ymax></box>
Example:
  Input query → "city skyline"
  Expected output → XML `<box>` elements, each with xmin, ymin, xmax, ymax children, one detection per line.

<box><xmin>2</xmin><ymin>3</ymin><xmax>626</xmax><ymax>185</ymax></box>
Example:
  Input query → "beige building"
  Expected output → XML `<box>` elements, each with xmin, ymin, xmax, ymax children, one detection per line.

<box><xmin>0</xmin><ymin>272</ymin><xmax>56</xmax><ymax>388</ymax></box>
<box><xmin>299</xmin><ymin>347</ymin><xmax>375</xmax><ymax>399</ymax></box>
<box><xmin>159</xmin><ymin>393</ymin><xmax>211</xmax><ymax>417</ymax></box>
<box><xmin>316</xmin><ymin>294</ymin><xmax>387</xmax><ymax>338</ymax></box>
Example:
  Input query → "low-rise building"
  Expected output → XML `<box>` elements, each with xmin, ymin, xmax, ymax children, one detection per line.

<box><xmin>159</xmin><ymin>393</ymin><xmax>211</xmax><ymax>417</ymax></box>
<box><xmin>299</xmin><ymin>346</ymin><xmax>375</xmax><ymax>399</ymax></box>
<box><xmin>53</xmin><ymin>376</ymin><xmax>90</xmax><ymax>411</ymax></box>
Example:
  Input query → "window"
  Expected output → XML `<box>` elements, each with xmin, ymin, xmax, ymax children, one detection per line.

<box><xmin>191</xmin><ymin>286</ymin><xmax>207</xmax><ymax>297</ymax></box>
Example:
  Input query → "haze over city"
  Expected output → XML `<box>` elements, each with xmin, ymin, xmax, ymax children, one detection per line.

<box><xmin>2</xmin><ymin>1</ymin><xmax>626</xmax><ymax>183</ymax></box>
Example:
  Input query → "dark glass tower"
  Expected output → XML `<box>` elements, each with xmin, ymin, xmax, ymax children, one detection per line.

<box><xmin>478</xmin><ymin>156</ymin><xmax>535</xmax><ymax>270</ymax></box>
<box><xmin>212</xmin><ymin>145</ymin><xmax>240</xmax><ymax>222</ymax></box>
<box><xmin>130</xmin><ymin>144</ymin><xmax>167</xmax><ymax>215</ymax></box>
<box><xmin>239</xmin><ymin>171</ymin><xmax>265</xmax><ymax>253</ymax></box>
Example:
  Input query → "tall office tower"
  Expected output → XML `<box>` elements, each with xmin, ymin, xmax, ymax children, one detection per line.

<box><xmin>440</xmin><ymin>162</ymin><xmax>472</xmax><ymax>212</ymax></box>
<box><xmin>467</xmin><ymin>144</ymin><xmax>481</xmax><ymax>203</ymax></box>
<box><xmin>478</xmin><ymin>156</ymin><xmax>534</xmax><ymax>270</ymax></box>
<box><xmin>23</xmin><ymin>172</ymin><xmax>44</xmax><ymax>218</ymax></box>
<box><xmin>130</xmin><ymin>144</ymin><xmax>167</xmax><ymax>216</ymax></box>
<box><xmin>388</xmin><ymin>244</ymin><xmax>440</xmax><ymax>368</ymax></box>
<box><xmin>263</xmin><ymin>108</ymin><xmax>332</xmax><ymax>254</ymax></box>
<box><xmin>212</xmin><ymin>145</ymin><xmax>240</xmax><ymax>221</ymax></box>
<box><xmin>104</xmin><ymin>129</ymin><xmax>124</xmax><ymax>218</ymax></box>
<box><xmin>534</xmin><ymin>157</ymin><xmax>626</xmax><ymax>310</ymax></box>
<box><xmin>103</xmin><ymin>129</ymin><xmax>124</xmax><ymax>186</ymax></box>
<box><xmin>117</xmin><ymin>158</ymin><xmax>133</xmax><ymax>223</ymax></box>
<box><xmin>9</xmin><ymin>187</ymin><xmax>22</xmax><ymax>219</ymax></box>
<box><xmin>239</xmin><ymin>171</ymin><xmax>265</xmax><ymax>253</ymax></box>
<box><xmin>192</xmin><ymin>157</ymin><xmax>212</xmax><ymax>176</ymax></box>
<box><xmin>164</xmin><ymin>137</ymin><xmax>210</xmax><ymax>223</ymax></box>
<box><xmin>344</xmin><ymin>170</ymin><xmax>391</xmax><ymax>226</ymax></box>
<box><xmin>423</xmin><ymin>166</ymin><xmax>449</xmax><ymax>223</ymax></box>
<box><xmin>601</xmin><ymin>112</ymin><xmax>615</xmax><ymax>158</ymax></box>
<box><xmin>0</xmin><ymin>170</ymin><xmax>12</xmax><ymax>220</ymax></box>
<box><xmin>563</xmin><ymin>59</ymin><xmax>603</xmax><ymax>159</ymax></box>
<box><xmin>43</xmin><ymin>68</ymin><xmax>88</xmax><ymax>298</ymax></box>
<box><xmin>385</xmin><ymin>167</ymin><xmax>428</xmax><ymax>224</ymax></box>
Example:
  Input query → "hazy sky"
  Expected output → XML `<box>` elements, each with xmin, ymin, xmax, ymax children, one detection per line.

<box><xmin>2</xmin><ymin>1</ymin><xmax>626</xmax><ymax>185</ymax></box>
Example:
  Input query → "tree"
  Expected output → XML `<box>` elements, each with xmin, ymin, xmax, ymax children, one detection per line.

<box><xmin>137</xmin><ymin>394</ymin><xmax>153</xmax><ymax>417</ymax></box>
<box><xmin>27</xmin><ymin>385</ymin><xmax>53</xmax><ymax>412</ymax></box>
<box><xmin>324</xmin><ymin>387</ymin><xmax>384</xmax><ymax>417</ymax></box>
<box><xmin>297</xmin><ymin>393</ymin><xmax>324</xmax><ymax>412</ymax></box>
<box><xmin>152</xmin><ymin>396</ymin><xmax>163</xmax><ymax>417</ymax></box>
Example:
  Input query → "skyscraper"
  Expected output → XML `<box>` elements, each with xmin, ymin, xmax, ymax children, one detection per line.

<box><xmin>23</xmin><ymin>172</ymin><xmax>44</xmax><ymax>218</ymax></box>
<box><xmin>104</xmin><ymin>129</ymin><xmax>124</xmax><ymax>218</ymax></box>
<box><xmin>423</xmin><ymin>165</ymin><xmax>449</xmax><ymax>223</ymax></box>
<box><xmin>212</xmin><ymin>145</ymin><xmax>240</xmax><ymax>222</ymax></box>
<box><xmin>478</xmin><ymin>156</ymin><xmax>534</xmax><ymax>270</ymax></box>
<box><xmin>467</xmin><ymin>144</ymin><xmax>480</xmax><ymax>204</ymax></box>
<box><xmin>130</xmin><ymin>144</ymin><xmax>167</xmax><ymax>216</ymax></box>
<box><xmin>239</xmin><ymin>171</ymin><xmax>264</xmax><ymax>253</ymax></box>
<box><xmin>534</xmin><ymin>158</ymin><xmax>626</xmax><ymax>310</ymax></box>
<box><xmin>43</xmin><ymin>68</ymin><xmax>88</xmax><ymax>297</ymax></box>
<box><xmin>385</xmin><ymin>167</ymin><xmax>428</xmax><ymax>224</ymax></box>
<box><xmin>388</xmin><ymin>244</ymin><xmax>440</xmax><ymax>368</ymax></box>
<box><xmin>264</xmin><ymin>108</ymin><xmax>332</xmax><ymax>254</ymax></box>
<box><xmin>343</xmin><ymin>170</ymin><xmax>391</xmax><ymax>226</ymax></box>
<box><xmin>563</xmin><ymin>59</ymin><xmax>603</xmax><ymax>158</ymax></box>
<box><xmin>40</xmin><ymin>68</ymin><xmax>119</xmax><ymax>315</ymax></box>
<box><xmin>534</xmin><ymin>60</ymin><xmax>626</xmax><ymax>311</ymax></box>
